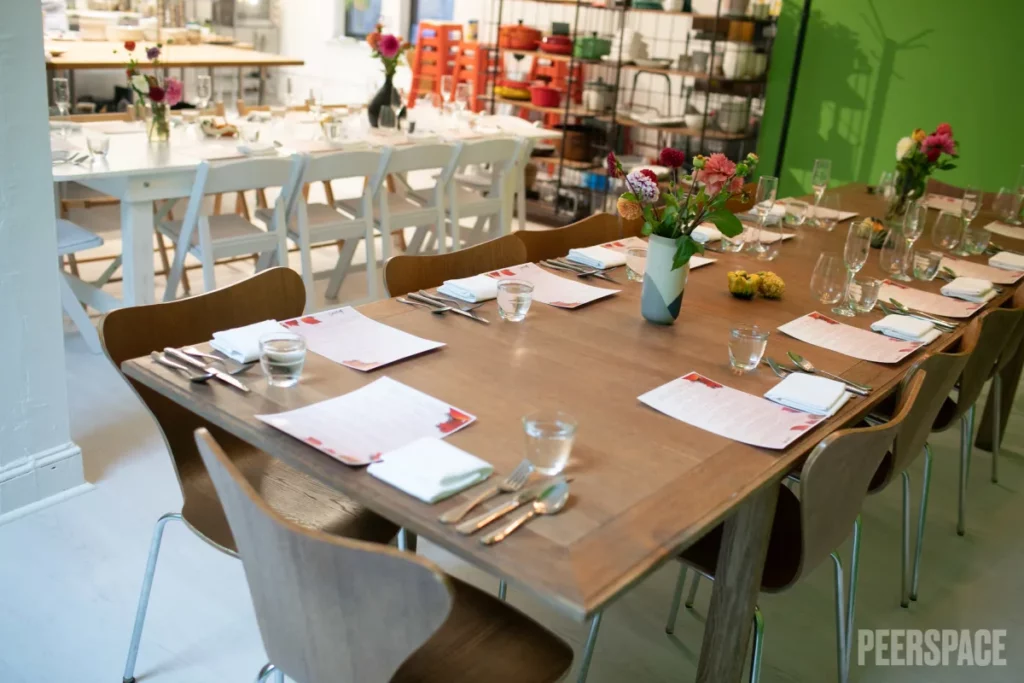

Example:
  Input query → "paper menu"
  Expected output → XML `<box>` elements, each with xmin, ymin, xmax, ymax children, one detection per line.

<box><xmin>484</xmin><ymin>262</ymin><xmax>618</xmax><ymax>309</ymax></box>
<box><xmin>771</xmin><ymin>199</ymin><xmax>858</xmax><ymax>223</ymax></box>
<box><xmin>256</xmin><ymin>377</ymin><xmax>476</xmax><ymax>466</ymax></box>
<box><xmin>984</xmin><ymin>221</ymin><xmax>1024</xmax><ymax>242</ymax></box>
<box><xmin>941</xmin><ymin>257</ymin><xmax>1024</xmax><ymax>284</ymax></box>
<box><xmin>594</xmin><ymin>236</ymin><xmax>715</xmax><ymax>270</ymax></box>
<box><xmin>778</xmin><ymin>311</ymin><xmax>929</xmax><ymax>364</ymax></box>
<box><xmin>638</xmin><ymin>372</ymin><xmax>829</xmax><ymax>450</ymax></box>
<box><xmin>879</xmin><ymin>279</ymin><xmax>982</xmax><ymax>318</ymax></box>
<box><xmin>282</xmin><ymin>306</ymin><xmax>444</xmax><ymax>371</ymax></box>
<box><xmin>740</xmin><ymin>225</ymin><xmax>796</xmax><ymax>244</ymax></box>
<box><xmin>924</xmin><ymin>194</ymin><xmax>963</xmax><ymax>213</ymax></box>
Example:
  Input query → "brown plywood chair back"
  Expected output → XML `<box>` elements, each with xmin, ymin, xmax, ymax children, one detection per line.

<box><xmin>384</xmin><ymin>233</ymin><xmax>528</xmax><ymax>297</ymax></box>
<box><xmin>514</xmin><ymin>212</ymin><xmax>641</xmax><ymax>263</ymax></box>
<box><xmin>98</xmin><ymin>267</ymin><xmax>306</xmax><ymax>550</ymax></box>
<box><xmin>958</xmin><ymin>299</ymin><xmax>1024</xmax><ymax>413</ymax></box>
<box><xmin>194</xmin><ymin>428</ymin><xmax>453</xmax><ymax>683</ymax></box>
<box><xmin>798</xmin><ymin>370</ymin><xmax>926</xmax><ymax>578</ymax></box>
<box><xmin>994</xmin><ymin>287</ymin><xmax>1024</xmax><ymax>374</ymax></box>
<box><xmin>725</xmin><ymin>181</ymin><xmax>758</xmax><ymax>214</ymax></box>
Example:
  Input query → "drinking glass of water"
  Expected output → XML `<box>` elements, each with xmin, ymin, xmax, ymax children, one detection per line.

<box><xmin>259</xmin><ymin>332</ymin><xmax>306</xmax><ymax>388</ymax></box>
<box><xmin>912</xmin><ymin>250</ymin><xmax>943</xmax><ymax>281</ymax></box>
<box><xmin>728</xmin><ymin>324</ymin><xmax>769</xmax><ymax>373</ymax></box>
<box><xmin>86</xmin><ymin>133</ymin><xmax>110</xmax><ymax>158</ymax></box>
<box><xmin>497</xmin><ymin>279</ymin><xmax>534</xmax><ymax>322</ymax></box>
<box><xmin>626</xmin><ymin>247</ymin><xmax>647</xmax><ymax>282</ymax></box>
<box><xmin>523</xmin><ymin>410</ymin><xmax>577</xmax><ymax>476</ymax></box>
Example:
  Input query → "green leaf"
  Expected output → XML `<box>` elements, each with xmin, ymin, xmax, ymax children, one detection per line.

<box><xmin>663</xmin><ymin>192</ymin><xmax>680</xmax><ymax>209</ymax></box>
<box><xmin>706</xmin><ymin>209</ymin><xmax>744</xmax><ymax>238</ymax></box>
<box><xmin>641</xmin><ymin>221</ymin><xmax>654</xmax><ymax>236</ymax></box>
<box><xmin>672</xmin><ymin>235</ymin><xmax>703</xmax><ymax>270</ymax></box>
<box><xmin>622</xmin><ymin>191</ymin><xmax>639</xmax><ymax>202</ymax></box>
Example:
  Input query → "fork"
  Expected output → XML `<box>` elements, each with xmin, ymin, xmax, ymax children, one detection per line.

<box><xmin>551</xmin><ymin>258</ymin><xmax>619</xmax><ymax>283</ymax></box>
<box><xmin>417</xmin><ymin>290</ymin><xmax>485</xmax><ymax>311</ymax></box>
<box><xmin>439</xmin><ymin>459</ymin><xmax>534</xmax><ymax>524</ymax></box>
<box><xmin>762</xmin><ymin>356</ymin><xmax>791</xmax><ymax>379</ymax></box>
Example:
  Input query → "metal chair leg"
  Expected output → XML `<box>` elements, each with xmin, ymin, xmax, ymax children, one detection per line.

<box><xmin>749</xmin><ymin>606</ymin><xmax>765</xmax><ymax>683</ymax></box>
<box><xmin>844</xmin><ymin>517</ymin><xmax>861</xmax><ymax>679</ymax></box>
<box><xmin>992</xmin><ymin>374</ymin><xmax>1002</xmax><ymax>484</ymax></box>
<box><xmin>910</xmin><ymin>444</ymin><xmax>933</xmax><ymax>601</ymax></box>
<box><xmin>255</xmin><ymin>662</ymin><xmax>282</xmax><ymax>683</ymax></box>
<box><xmin>685</xmin><ymin>573</ymin><xmax>701</xmax><ymax>608</ymax></box>
<box><xmin>122</xmin><ymin>512</ymin><xmax>183</xmax><ymax>683</ymax></box>
<box><xmin>576</xmin><ymin>611</ymin><xmax>603</xmax><ymax>683</ymax></box>
<box><xmin>830</xmin><ymin>552</ymin><xmax>847</xmax><ymax>683</ymax></box>
<box><xmin>498</xmin><ymin>580</ymin><xmax>507</xmax><ymax>601</ymax></box>
<box><xmin>957</xmin><ymin>406</ymin><xmax>975</xmax><ymax>536</ymax></box>
<box><xmin>664</xmin><ymin>565</ymin><xmax>688</xmax><ymax>634</ymax></box>
<box><xmin>900</xmin><ymin>472</ymin><xmax>911</xmax><ymax>608</ymax></box>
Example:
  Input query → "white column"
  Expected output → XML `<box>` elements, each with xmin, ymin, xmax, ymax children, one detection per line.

<box><xmin>0</xmin><ymin>3</ymin><xmax>87</xmax><ymax>520</ymax></box>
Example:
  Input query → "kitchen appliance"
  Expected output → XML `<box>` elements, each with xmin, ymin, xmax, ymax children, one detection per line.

<box><xmin>574</xmin><ymin>32</ymin><xmax>613</xmax><ymax>60</ymax></box>
<box><xmin>582</xmin><ymin>78</ymin><xmax>615</xmax><ymax>113</ymax></box>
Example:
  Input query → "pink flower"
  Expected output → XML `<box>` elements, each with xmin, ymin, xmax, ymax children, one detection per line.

<box><xmin>728</xmin><ymin>176</ymin><xmax>744</xmax><ymax>193</ymax></box>
<box><xmin>696</xmin><ymin>153</ymin><xmax>738</xmax><ymax>196</ymax></box>
<box><xmin>148</xmin><ymin>85</ymin><xmax>165</xmax><ymax>103</ymax></box>
<box><xmin>626</xmin><ymin>169</ymin><xmax>660</xmax><ymax>205</ymax></box>
<box><xmin>606</xmin><ymin>151</ymin><xmax>622</xmax><ymax>179</ymax></box>
<box><xmin>658</xmin><ymin>147</ymin><xmax>686</xmax><ymax>169</ymax></box>
<box><xmin>378</xmin><ymin>34</ymin><xmax>400</xmax><ymax>59</ymax></box>
<box><xmin>164</xmin><ymin>78</ymin><xmax>183</xmax><ymax>107</ymax></box>
<box><xmin>935</xmin><ymin>122</ymin><xmax>953</xmax><ymax>137</ymax></box>
<box><xmin>922</xmin><ymin>132</ymin><xmax>955</xmax><ymax>161</ymax></box>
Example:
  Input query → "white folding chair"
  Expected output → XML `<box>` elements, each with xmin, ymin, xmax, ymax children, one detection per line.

<box><xmin>446</xmin><ymin>137</ymin><xmax>523</xmax><ymax>248</ymax></box>
<box><xmin>56</xmin><ymin>218</ymin><xmax>104</xmax><ymax>353</ymax></box>
<box><xmin>281</xmin><ymin>149</ymin><xmax>391</xmax><ymax>309</ymax></box>
<box><xmin>486</xmin><ymin>115</ymin><xmax>547</xmax><ymax>232</ymax></box>
<box><xmin>158</xmin><ymin>155</ymin><xmax>304</xmax><ymax>301</ymax></box>
<box><xmin>340</xmin><ymin>143</ymin><xmax>461</xmax><ymax>261</ymax></box>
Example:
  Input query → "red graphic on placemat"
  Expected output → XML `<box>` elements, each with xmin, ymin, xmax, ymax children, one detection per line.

<box><xmin>790</xmin><ymin>424</ymin><xmax>811</xmax><ymax>431</ymax></box>
<box><xmin>884</xmin><ymin>280</ymin><xmax>907</xmax><ymax>289</ymax></box>
<box><xmin>605</xmin><ymin>241</ymin><xmax>626</xmax><ymax>248</ymax></box>
<box><xmin>437</xmin><ymin>408</ymin><xmax>472</xmax><ymax>434</ymax></box>
<box><xmin>341</xmin><ymin>359</ymin><xmax>383</xmax><ymax>371</ymax></box>
<box><xmin>809</xmin><ymin>312</ymin><xmax>839</xmax><ymax>325</ymax></box>
<box><xmin>780</xmin><ymin>407</ymin><xmax>803</xmax><ymax>414</ymax></box>
<box><xmin>305</xmin><ymin>436</ymin><xmax>322</xmax><ymax>447</ymax></box>
<box><xmin>369</xmin><ymin>452</ymin><xmax>383</xmax><ymax>463</ymax></box>
<box><xmin>300</xmin><ymin>316</ymin><xmax>322</xmax><ymax>325</ymax></box>
<box><xmin>486</xmin><ymin>270</ymin><xmax>503</xmax><ymax>279</ymax></box>
<box><xmin>682</xmin><ymin>372</ymin><xmax>723</xmax><ymax>389</ymax></box>
<box><xmin>283</xmin><ymin>319</ymin><xmax>300</xmax><ymax>328</ymax></box>
<box><xmin>549</xmin><ymin>301</ymin><xmax>581</xmax><ymax>309</ymax></box>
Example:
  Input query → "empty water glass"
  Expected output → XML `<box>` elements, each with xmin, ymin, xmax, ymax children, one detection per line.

<box><xmin>324</xmin><ymin>121</ymin><xmax>345</xmax><ymax>143</ymax></box>
<box><xmin>728</xmin><ymin>325</ymin><xmax>770</xmax><ymax>373</ymax></box>
<box><xmin>815</xmin><ymin>193</ymin><xmax>841</xmax><ymax>232</ymax></box>
<box><xmin>86</xmin><ymin>133</ymin><xmax>110</xmax><ymax>158</ymax></box>
<box><xmin>240</xmin><ymin>123</ymin><xmax>261</xmax><ymax>143</ymax></box>
<box><xmin>626</xmin><ymin>247</ymin><xmax>647</xmax><ymax>282</ymax></box>
<box><xmin>810</xmin><ymin>252</ymin><xmax>846</xmax><ymax>304</ymax></box>
<box><xmin>913</xmin><ymin>250</ymin><xmax>943</xmax><ymax>281</ymax></box>
<box><xmin>721</xmin><ymin>234</ymin><xmax>745</xmax><ymax>252</ymax></box>
<box><xmin>931</xmin><ymin>211</ymin><xmax>961</xmax><ymax>252</ymax></box>
<box><xmin>848</xmin><ymin>277</ymin><xmax>881</xmax><ymax>314</ymax></box>
<box><xmin>497</xmin><ymin>279</ymin><xmax>534</xmax><ymax>322</ymax></box>
<box><xmin>964</xmin><ymin>226</ymin><xmax>992</xmax><ymax>255</ymax></box>
<box><xmin>523</xmin><ymin>410</ymin><xmax>576</xmax><ymax>476</ymax></box>
<box><xmin>783</xmin><ymin>199</ymin><xmax>810</xmax><ymax>228</ymax></box>
<box><xmin>259</xmin><ymin>332</ymin><xmax>306</xmax><ymax>388</ymax></box>
<box><xmin>993</xmin><ymin>187</ymin><xmax>1022</xmax><ymax>225</ymax></box>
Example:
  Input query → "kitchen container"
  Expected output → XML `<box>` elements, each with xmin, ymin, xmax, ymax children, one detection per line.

<box><xmin>540</xmin><ymin>34</ymin><xmax>574</xmax><ymax>55</ymax></box>
<box><xmin>574</xmin><ymin>32</ymin><xmax>613</xmax><ymax>60</ymax></box>
<box><xmin>582</xmin><ymin>78</ymin><xmax>615</xmax><ymax>113</ymax></box>
<box><xmin>499</xmin><ymin>20</ymin><xmax>542</xmax><ymax>51</ymax></box>
<box><xmin>529</xmin><ymin>84</ymin><xmax>562</xmax><ymax>108</ymax></box>
<box><xmin>552</xmin><ymin>124</ymin><xmax>594</xmax><ymax>163</ymax></box>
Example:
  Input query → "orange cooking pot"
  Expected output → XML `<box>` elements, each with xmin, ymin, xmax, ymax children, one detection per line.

<box><xmin>499</xmin><ymin>20</ymin><xmax>542</xmax><ymax>51</ymax></box>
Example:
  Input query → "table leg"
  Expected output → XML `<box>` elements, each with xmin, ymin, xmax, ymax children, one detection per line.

<box><xmin>258</xmin><ymin>66</ymin><xmax>267</xmax><ymax>105</ymax></box>
<box><xmin>695</xmin><ymin>484</ymin><xmax>779</xmax><ymax>683</ymax></box>
<box><xmin>120</xmin><ymin>199</ymin><xmax>157</xmax><ymax>306</ymax></box>
<box><xmin>976</xmin><ymin>342</ymin><xmax>1024</xmax><ymax>451</ymax></box>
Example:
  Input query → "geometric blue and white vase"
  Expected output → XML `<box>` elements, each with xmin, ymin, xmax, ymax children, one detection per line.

<box><xmin>641</xmin><ymin>234</ymin><xmax>690</xmax><ymax>325</ymax></box>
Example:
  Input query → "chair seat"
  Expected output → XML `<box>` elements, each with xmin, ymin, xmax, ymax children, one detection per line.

<box><xmin>679</xmin><ymin>484</ymin><xmax>803</xmax><ymax>593</ymax></box>
<box><xmin>57</xmin><ymin>218</ymin><xmax>104</xmax><ymax>256</ymax></box>
<box><xmin>392</xmin><ymin>576</ymin><xmax>573</xmax><ymax>683</ymax></box>
<box><xmin>180</xmin><ymin>429</ymin><xmax>398</xmax><ymax>552</ymax></box>
<box><xmin>256</xmin><ymin>203</ymin><xmax>356</xmax><ymax>230</ymax></box>
<box><xmin>161</xmin><ymin>214</ymin><xmax>269</xmax><ymax>248</ymax></box>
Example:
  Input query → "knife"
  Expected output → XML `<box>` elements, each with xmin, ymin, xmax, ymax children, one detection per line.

<box><xmin>455</xmin><ymin>476</ymin><xmax>570</xmax><ymax>535</ymax></box>
<box><xmin>408</xmin><ymin>292</ymin><xmax>489</xmax><ymax>324</ymax></box>
<box><xmin>164</xmin><ymin>347</ymin><xmax>250</xmax><ymax>392</ymax></box>
<box><xmin>552</xmin><ymin>258</ymin><xmax>619</xmax><ymax>283</ymax></box>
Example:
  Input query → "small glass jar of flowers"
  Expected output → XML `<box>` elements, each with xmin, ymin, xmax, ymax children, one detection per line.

<box><xmin>365</xmin><ymin>24</ymin><xmax>413</xmax><ymax>127</ymax></box>
<box><xmin>610</xmin><ymin>148</ymin><xmax>758</xmax><ymax>324</ymax></box>
<box><xmin>122</xmin><ymin>41</ymin><xmax>183</xmax><ymax>142</ymax></box>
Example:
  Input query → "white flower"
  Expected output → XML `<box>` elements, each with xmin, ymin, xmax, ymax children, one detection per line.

<box><xmin>896</xmin><ymin>136</ymin><xmax>914</xmax><ymax>160</ymax></box>
<box><xmin>131</xmin><ymin>74</ymin><xmax>149</xmax><ymax>94</ymax></box>
<box><xmin>626</xmin><ymin>169</ymin><xmax>660</xmax><ymax>205</ymax></box>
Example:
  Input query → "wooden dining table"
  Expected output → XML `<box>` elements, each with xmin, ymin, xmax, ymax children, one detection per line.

<box><xmin>121</xmin><ymin>183</ymin><xmax>1022</xmax><ymax>682</ymax></box>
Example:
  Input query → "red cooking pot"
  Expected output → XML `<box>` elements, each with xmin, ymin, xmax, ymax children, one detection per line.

<box><xmin>529</xmin><ymin>85</ymin><xmax>562</xmax><ymax>108</ymax></box>
<box><xmin>540</xmin><ymin>34</ymin><xmax>573</xmax><ymax>55</ymax></box>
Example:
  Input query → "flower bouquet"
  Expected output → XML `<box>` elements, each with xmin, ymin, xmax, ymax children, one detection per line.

<box><xmin>365</xmin><ymin>24</ymin><xmax>413</xmax><ymax>127</ymax></box>
<box><xmin>610</xmin><ymin>148</ymin><xmax>758</xmax><ymax>324</ymax></box>
<box><xmin>122</xmin><ymin>41</ymin><xmax>182</xmax><ymax>142</ymax></box>
<box><xmin>889</xmin><ymin>123</ymin><xmax>959</xmax><ymax>219</ymax></box>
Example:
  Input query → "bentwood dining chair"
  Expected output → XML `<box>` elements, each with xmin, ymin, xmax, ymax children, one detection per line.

<box><xmin>663</xmin><ymin>371</ymin><xmax>925</xmax><ymax>683</ymax></box>
<box><xmin>383</xmin><ymin>233</ymin><xmax>528</xmax><ymax>297</ymax></box>
<box><xmin>99</xmin><ymin>268</ymin><xmax>399</xmax><ymax>683</ymax></box>
<box><xmin>193</xmin><ymin>427</ymin><xmax>574</xmax><ymax>683</ymax></box>
<box><xmin>159</xmin><ymin>155</ymin><xmax>305</xmax><ymax>300</ymax></box>
<box><xmin>984</xmin><ymin>292</ymin><xmax>1024</xmax><ymax>485</ymax></box>
<box><xmin>514</xmin><ymin>212</ymin><xmax>643</xmax><ymax>263</ymax></box>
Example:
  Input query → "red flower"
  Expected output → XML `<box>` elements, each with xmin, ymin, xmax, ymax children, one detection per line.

<box><xmin>125</xmin><ymin>68</ymin><xmax>133</xmax><ymax>77</ymax></box>
<box><xmin>639</xmin><ymin>168</ymin><xmax>659</xmax><ymax>183</ymax></box>
<box><xmin>659</xmin><ymin>147</ymin><xmax>686</xmax><ymax>169</ymax></box>
<box><xmin>935</xmin><ymin>122</ymin><xmax>953</xmax><ymax>137</ymax></box>
<box><xmin>378</xmin><ymin>34</ymin><xmax>401</xmax><ymax>58</ymax></box>
<box><xmin>606</xmin><ymin>151</ymin><xmax>621</xmax><ymax>179</ymax></box>
<box><xmin>922</xmin><ymin>132</ymin><xmax>955</xmax><ymax>162</ymax></box>
<box><xmin>124</xmin><ymin>40</ymin><xmax>136</xmax><ymax>51</ymax></box>
<box><xmin>148</xmin><ymin>85</ymin><xmax>165</xmax><ymax>102</ymax></box>
<box><xmin>924</xmin><ymin>146</ymin><xmax>941</xmax><ymax>162</ymax></box>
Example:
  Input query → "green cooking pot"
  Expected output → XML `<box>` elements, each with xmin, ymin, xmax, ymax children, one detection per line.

<box><xmin>574</xmin><ymin>32</ymin><xmax>612</xmax><ymax>60</ymax></box>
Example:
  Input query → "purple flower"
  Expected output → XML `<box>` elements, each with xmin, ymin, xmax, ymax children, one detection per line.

<box><xmin>146</xmin><ymin>46</ymin><xmax>161</xmax><ymax>60</ymax></box>
<box><xmin>626</xmin><ymin>169</ymin><xmax>660</xmax><ymax>205</ymax></box>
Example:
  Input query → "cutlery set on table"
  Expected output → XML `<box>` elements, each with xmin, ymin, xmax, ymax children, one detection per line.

<box><xmin>150</xmin><ymin>346</ymin><xmax>254</xmax><ymax>391</ymax></box>
<box><xmin>397</xmin><ymin>290</ymin><xmax>490</xmax><ymax>323</ymax></box>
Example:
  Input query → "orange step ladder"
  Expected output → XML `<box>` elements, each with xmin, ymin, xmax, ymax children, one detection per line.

<box><xmin>407</xmin><ymin>21</ymin><xmax>462</xmax><ymax>107</ymax></box>
<box><xmin>448</xmin><ymin>41</ymin><xmax>496</xmax><ymax>112</ymax></box>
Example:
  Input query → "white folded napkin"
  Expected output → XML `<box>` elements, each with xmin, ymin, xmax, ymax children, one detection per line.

<box><xmin>209</xmin><ymin>319</ymin><xmax>286</xmax><ymax>363</ymax></box>
<box><xmin>237</xmin><ymin>142</ymin><xmax>277</xmax><ymax>156</ymax></box>
<box><xmin>691</xmin><ymin>224</ymin><xmax>723</xmax><ymax>243</ymax></box>
<box><xmin>567</xmin><ymin>245</ymin><xmax>627</xmax><ymax>269</ymax></box>
<box><xmin>988</xmin><ymin>251</ymin><xmax>1024</xmax><ymax>271</ymax></box>
<box><xmin>870</xmin><ymin>314</ymin><xmax>940</xmax><ymax>343</ymax></box>
<box><xmin>367</xmin><ymin>437</ymin><xmax>493</xmax><ymax>504</ymax></box>
<box><xmin>764</xmin><ymin>372</ymin><xmax>851</xmax><ymax>417</ymax></box>
<box><xmin>940</xmin><ymin>276</ymin><xmax>997</xmax><ymax>303</ymax></box>
<box><xmin>436</xmin><ymin>274</ymin><xmax>499</xmax><ymax>302</ymax></box>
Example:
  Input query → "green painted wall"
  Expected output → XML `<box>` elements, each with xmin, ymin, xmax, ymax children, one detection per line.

<box><xmin>757</xmin><ymin>0</ymin><xmax>1024</xmax><ymax>198</ymax></box>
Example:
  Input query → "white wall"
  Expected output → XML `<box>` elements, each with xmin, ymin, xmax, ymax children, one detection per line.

<box><xmin>0</xmin><ymin>2</ymin><xmax>86</xmax><ymax>519</ymax></box>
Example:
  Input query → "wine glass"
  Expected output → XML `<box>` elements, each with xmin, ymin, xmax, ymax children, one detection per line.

<box><xmin>931</xmin><ymin>211</ymin><xmax>962</xmax><ymax>252</ymax></box>
<box><xmin>811</xmin><ymin>158</ymin><xmax>831</xmax><ymax>205</ymax></box>
<box><xmin>440</xmin><ymin>75</ymin><xmax>455</xmax><ymax>105</ymax></box>
<box><xmin>810</xmin><ymin>253</ymin><xmax>847</xmax><ymax>305</ymax></box>
<box><xmin>834</xmin><ymin>219</ymin><xmax>872</xmax><ymax>317</ymax></box>
<box><xmin>879</xmin><ymin>223</ymin><xmax>910</xmax><ymax>280</ymax></box>
<box><xmin>815</xmin><ymin>192</ymin><xmax>841</xmax><ymax>232</ymax></box>
<box><xmin>196</xmin><ymin>74</ymin><xmax>212</xmax><ymax>111</ymax></box>
<box><xmin>994</xmin><ymin>187</ymin><xmax>1022</xmax><ymax>225</ymax></box>
<box><xmin>877</xmin><ymin>170</ymin><xmax>896</xmax><ymax>202</ymax></box>
<box><xmin>309</xmin><ymin>88</ymin><xmax>324</xmax><ymax>122</ymax></box>
<box><xmin>751</xmin><ymin>175</ymin><xmax>779</xmax><ymax>259</ymax></box>
<box><xmin>53</xmin><ymin>76</ymin><xmax>70</xmax><ymax>118</ymax></box>
<box><xmin>897</xmin><ymin>197</ymin><xmax>926</xmax><ymax>280</ymax></box>
<box><xmin>953</xmin><ymin>186</ymin><xmax>982</xmax><ymax>256</ymax></box>
<box><xmin>454</xmin><ymin>83</ymin><xmax>472</xmax><ymax>113</ymax></box>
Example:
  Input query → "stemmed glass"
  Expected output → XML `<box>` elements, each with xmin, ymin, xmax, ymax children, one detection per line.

<box><xmin>810</xmin><ymin>253</ymin><xmax>847</xmax><ymax>306</ymax></box>
<box><xmin>196</xmin><ymin>74</ymin><xmax>213</xmax><ymax>111</ymax></box>
<box><xmin>879</xmin><ymin>222</ymin><xmax>909</xmax><ymax>280</ymax></box>
<box><xmin>750</xmin><ymin>175</ymin><xmax>779</xmax><ymax>260</ymax></box>
<box><xmin>441</xmin><ymin>75</ymin><xmax>455</xmax><ymax>105</ymax></box>
<box><xmin>834</xmin><ymin>219</ymin><xmax>872</xmax><ymax>317</ymax></box>
<box><xmin>454</xmin><ymin>83</ymin><xmax>472</xmax><ymax>113</ymax></box>
<box><xmin>815</xmin><ymin>192</ymin><xmax>841</xmax><ymax>232</ymax></box>
<box><xmin>877</xmin><ymin>171</ymin><xmax>896</xmax><ymax>202</ymax></box>
<box><xmin>994</xmin><ymin>187</ymin><xmax>1023</xmax><ymax>226</ymax></box>
<box><xmin>309</xmin><ymin>88</ymin><xmax>324</xmax><ymax>122</ymax></box>
<box><xmin>953</xmin><ymin>186</ymin><xmax>982</xmax><ymax>256</ymax></box>
<box><xmin>809</xmin><ymin>159</ymin><xmax>830</xmax><ymax>226</ymax></box>
<box><xmin>895</xmin><ymin>197</ymin><xmax>925</xmax><ymax>281</ymax></box>
<box><xmin>53</xmin><ymin>77</ymin><xmax>70</xmax><ymax>116</ymax></box>
<box><xmin>931</xmin><ymin>211</ymin><xmax>961</xmax><ymax>252</ymax></box>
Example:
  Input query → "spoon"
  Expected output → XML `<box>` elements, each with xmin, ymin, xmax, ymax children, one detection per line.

<box><xmin>151</xmin><ymin>351</ymin><xmax>216</xmax><ymax>383</ymax></box>
<box><xmin>787</xmin><ymin>351</ymin><xmax>872</xmax><ymax>394</ymax></box>
<box><xmin>481</xmin><ymin>479</ymin><xmax>570</xmax><ymax>545</ymax></box>
<box><xmin>886</xmin><ymin>299</ymin><xmax>957</xmax><ymax>331</ymax></box>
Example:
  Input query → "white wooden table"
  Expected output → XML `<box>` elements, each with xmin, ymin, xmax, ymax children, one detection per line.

<box><xmin>51</xmin><ymin>115</ymin><xmax>560</xmax><ymax>307</ymax></box>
